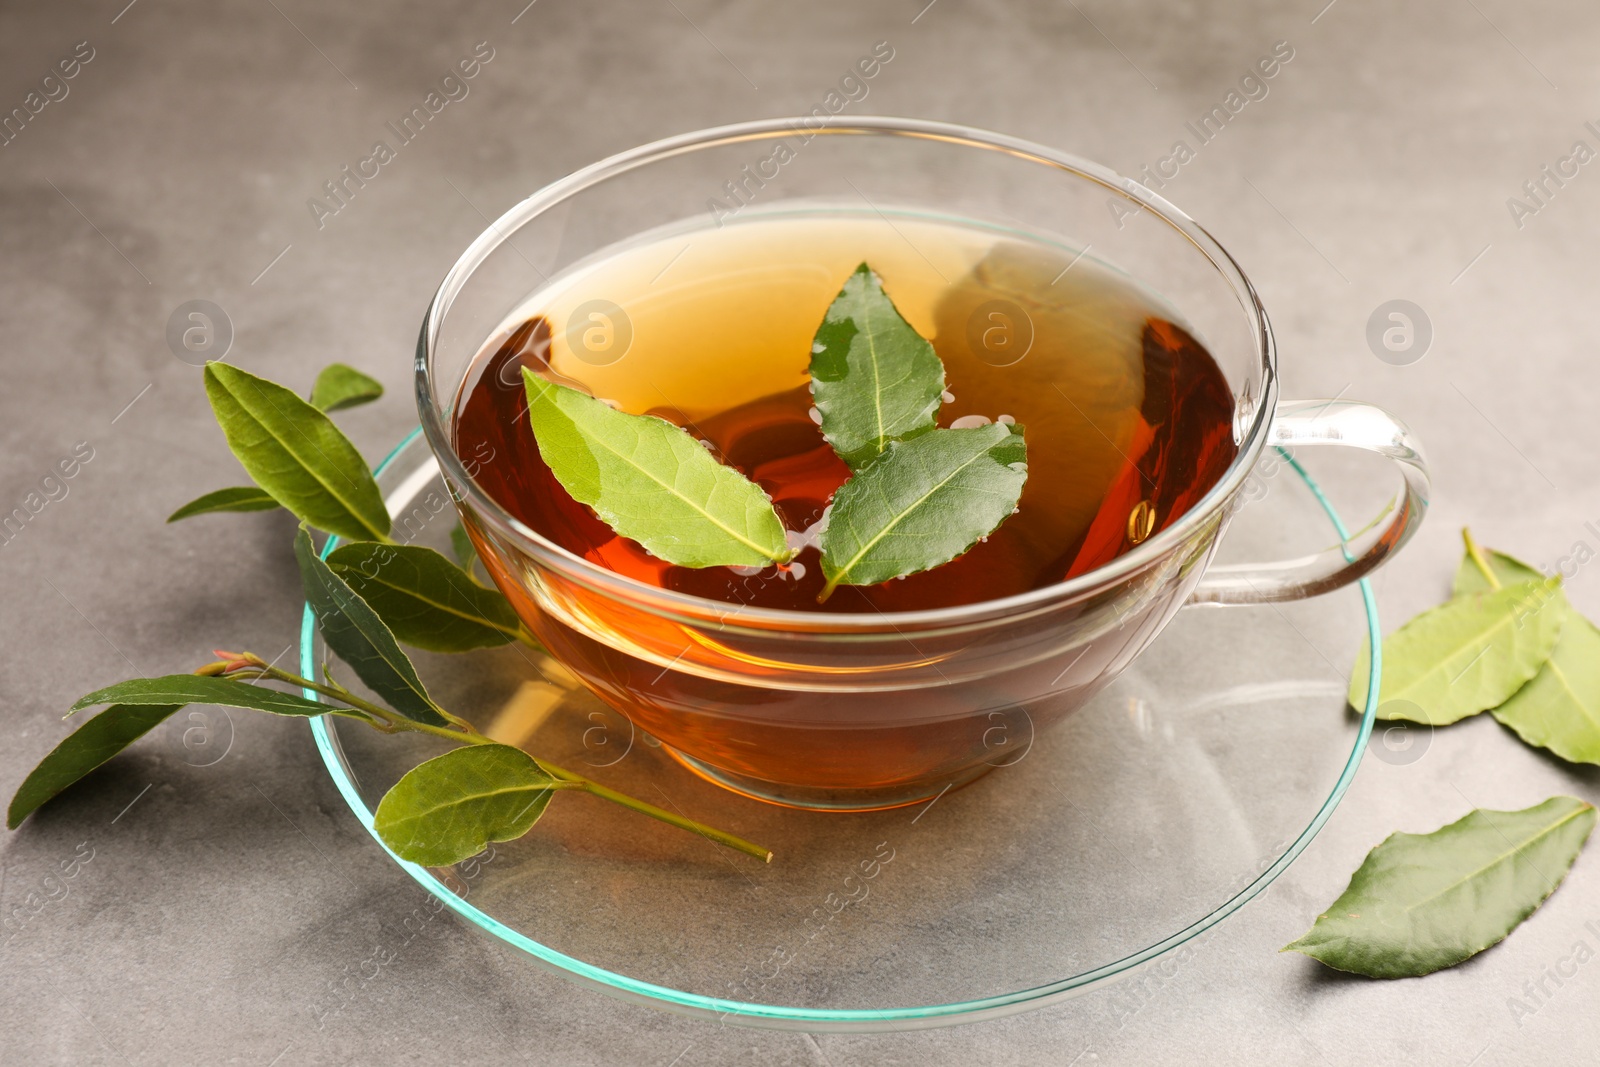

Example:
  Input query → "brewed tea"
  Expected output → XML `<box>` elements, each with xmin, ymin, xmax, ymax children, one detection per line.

<box><xmin>454</xmin><ymin>214</ymin><xmax>1236</xmax><ymax>614</ymax></box>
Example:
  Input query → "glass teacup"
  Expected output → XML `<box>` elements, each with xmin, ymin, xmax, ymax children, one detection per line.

<box><xmin>416</xmin><ymin>118</ymin><xmax>1429</xmax><ymax>811</ymax></box>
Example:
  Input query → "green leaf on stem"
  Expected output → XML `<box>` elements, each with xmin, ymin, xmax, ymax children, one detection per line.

<box><xmin>8</xmin><ymin>704</ymin><xmax>180</xmax><ymax>828</ymax></box>
<box><xmin>69</xmin><ymin>675</ymin><xmax>354</xmax><ymax>718</ymax></box>
<box><xmin>522</xmin><ymin>369</ymin><xmax>792</xmax><ymax>569</ymax></box>
<box><xmin>450</xmin><ymin>521</ymin><xmax>479</xmax><ymax>572</ymax></box>
<box><xmin>203</xmin><ymin>361</ymin><xmax>391</xmax><ymax>543</ymax></box>
<box><xmin>809</xmin><ymin>263</ymin><xmax>946</xmax><ymax>470</ymax></box>
<box><xmin>373</xmin><ymin>743</ymin><xmax>559</xmax><ymax>866</ymax></box>
<box><xmin>1348</xmin><ymin>577</ymin><xmax>1567</xmax><ymax>724</ymax></box>
<box><xmin>1283</xmin><ymin>796</ymin><xmax>1596</xmax><ymax>978</ymax></box>
<box><xmin>293</xmin><ymin>526</ymin><xmax>450</xmax><ymax>727</ymax></box>
<box><xmin>167</xmin><ymin>486</ymin><xmax>282</xmax><ymax>523</ymax></box>
<box><xmin>818</xmin><ymin>422</ymin><xmax>1028</xmax><ymax>598</ymax></box>
<box><xmin>1452</xmin><ymin>538</ymin><xmax>1600</xmax><ymax>765</ymax></box>
<box><xmin>310</xmin><ymin>363</ymin><xmax>384</xmax><ymax>412</ymax></box>
<box><xmin>327</xmin><ymin>541</ymin><xmax>522</xmax><ymax>653</ymax></box>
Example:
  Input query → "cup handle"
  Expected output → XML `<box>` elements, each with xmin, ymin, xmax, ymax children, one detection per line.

<box><xmin>1186</xmin><ymin>398</ymin><xmax>1430</xmax><ymax>606</ymax></box>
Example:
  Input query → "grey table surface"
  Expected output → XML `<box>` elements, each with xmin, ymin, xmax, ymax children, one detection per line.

<box><xmin>4</xmin><ymin>0</ymin><xmax>1600</xmax><ymax>1063</ymax></box>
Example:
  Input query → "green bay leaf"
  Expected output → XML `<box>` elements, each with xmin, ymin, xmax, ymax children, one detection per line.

<box><xmin>522</xmin><ymin>369</ymin><xmax>791</xmax><ymax>568</ymax></box>
<box><xmin>1492</xmin><ymin>612</ymin><xmax>1600</xmax><ymax>765</ymax></box>
<box><xmin>450</xmin><ymin>521</ymin><xmax>479</xmax><ymax>572</ymax></box>
<box><xmin>8</xmin><ymin>704</ymin><xmax>180</xmax><ymax>828</ymax></box>
<box><xmin>167</xmin><ymin>486</ymin><xmax>282</xmax><ymax>522</ymax></box>
<box><xmin>204</xmin><ymin>361</ymin><xmax>390</xmax><ymax>543</ymax></box>
<box><xmin>1349</xmin><ymin>577</ymin><xmax>1567</xmax><ymax>724</ymax></box>
<box><xmin>294</xmin><ymin>526</ymin><xmax>449</xmax><ymax>726</ymax></box>
<box><xmin>810</xmin><ymin>263</ymin><xmax>946</xmax><ymax>469</ymax></box>
<box><xmin>1452</xmin><ymin>544</ymin><xmax>1544</xmax><ymax>597</ymax></box>
<box><xmin>1284</xmin><ymin>796</ymin><xmax>1596</xmax><ymax>978</ymax></box>
<box><xmin>373</xmin><ymin>744</ymin><xmax>559</xmax><ymax>866</ymax></box>
<box><xmin>818</xmin><ymin>423</ymin><xmax>1027</xmax><ymax>597</ymax></box>
<box><xmin>309</xmin><ymin>362</ymin><xmax>384</xmax><ymax>412</ymax></box>
<box><xmin>1449</xmin><ymin>538</ymin><xmax>1600</xmax><ymax>765</ymax></box>
<box><xmin>69</xmin><ymin>675</ymin><xmax>356</xmax><ymax>719</ymax></box>
<box><xmin>327</xmin><ymin>541</ymin><xmax>522</xmax><ymax>653</ymax></box>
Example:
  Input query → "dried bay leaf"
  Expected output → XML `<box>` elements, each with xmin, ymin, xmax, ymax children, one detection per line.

<box><xmin>8</xmin><ymin>704</ymin><xmax>180</xmax><ymax>828</ymax></box>
<box><xmin>1454</xmin><ymin>538</ymin><xmax>1600</xmax><ymax>765</ymax></box>
<box><xmin>1349</xmin><ymin>577</ymin><xmax>1567</xmax><ymax>724</ymax></box>
<box><xmin>1285</xmin><ymin>797</ymin><xmax>1595</xmax><ymax>978</ymax></box>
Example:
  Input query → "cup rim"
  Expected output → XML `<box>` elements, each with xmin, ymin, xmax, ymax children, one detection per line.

<box><xmin>415</xmin><ymin>115</ymin><xmax>1278</xmax><ymax>631</ymax></box>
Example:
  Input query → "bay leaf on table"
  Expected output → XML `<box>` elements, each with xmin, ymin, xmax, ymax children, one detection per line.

<box><xmin>70</xmin><ymin>675</ymin><xmax>355</xmax><ymax>719</ymax></box>
<box><xmin>1284</xmin><ymin>796</ymin><xmax>1596</xmax><ymax>978</ymax></box>
<box><xmin>1348</xmin><ymin>577</ymin><xmax>1567</xmax><ymax>724</ymax></box>
<box><xmin>1454</xmin><ymin>541</ymin><xmax>1600</xmax><ymax>764</ymax></box>
<box><xmin>1492</xmin><ymin>615</ymin><xmax>1600</xmax><ymax>764</ymax></box>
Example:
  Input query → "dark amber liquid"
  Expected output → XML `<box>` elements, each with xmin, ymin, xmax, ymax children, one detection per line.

<box><xmin>454</xmin><ymin>215</ymin><xmax>1238</xmax><ymax>613</ymax></box>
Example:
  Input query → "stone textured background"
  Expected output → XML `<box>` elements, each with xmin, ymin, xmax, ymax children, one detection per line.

<box><xmin>3</xmin><ymin>0</ymin><xmax>1598</xmax><ymax>1063</ymax></box>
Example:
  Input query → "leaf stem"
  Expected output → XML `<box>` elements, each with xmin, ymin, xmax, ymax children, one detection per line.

<box><xmin>534</xmin><ymin>759</ymin><xmax>773</xmax><ymax>863</ymax></box>
<box><xmin>1464</xmin><ymin>527</ymin><xmax>1501</xmax><ymax>590</ymax></box>
<box><xmin>229</xmin><ymin>657</ymin><xmax>772</xmax><ymax>862</ymax></box>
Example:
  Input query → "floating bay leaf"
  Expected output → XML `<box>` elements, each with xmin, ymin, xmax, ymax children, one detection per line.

<box><xmin>8</xmin><ymin>704</ymin><xmax>179</xmax><ymax>828</ymax></box>
<box><xmin>1284</xmin><ymin>796</ymin><xmax>1596</xmax><ymax>978</ymax></box>
<box><xmin>810</xmin><ymin>263</ymin><xmax>946</xmax><ymax>469</ymax></box>
<box><xmin>327</xmin><ymin>541</ymin><xmax>522</xmax><ymax>653</ymax></box>
<box><xmin>309</xmin><ymin>362</ymin><xmax>384</xmax><ymax>412</ymax></box>
<box><xmin>522</xmin><ymin>369</ymin><xmax>791</xmax><ymax>568</ymax></box>
<box><xmin>818</xmin><ymin>422</ymin><xmax>1027</xmax><ymax>598</ymax></box>
<box><xmin>294</xmin><ymin>526</ymin><xmax>449</xmax><ymax>726</ymax></box>
<box><xmin>204</xmin><ymin>361</ymin><xmax>390</xmax><ymax>542</ymax></box>
<box><xmin>167</xmin><ymin>486</ymin><xmax>281</xmax><ymax>522</ymax></box>
<box><xmin>373</xmin><ymin>744</ymin><xmax>559</xmax><ymax>866</ymax></box>
<box><xmin>1349</xmin><ymin>577</ymin><xmax>1567</xmax><ymax>724</ymax></box>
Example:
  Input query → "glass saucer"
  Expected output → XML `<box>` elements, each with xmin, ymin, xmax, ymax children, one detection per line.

<box><xmin>303</xmin><ymin>429</ymin><xmax>1379</xmax><ymax>1031</ymax></box>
